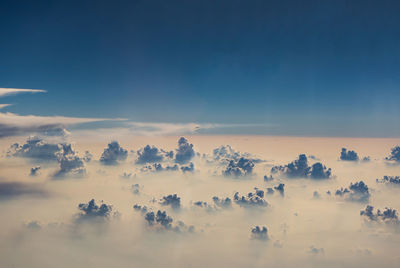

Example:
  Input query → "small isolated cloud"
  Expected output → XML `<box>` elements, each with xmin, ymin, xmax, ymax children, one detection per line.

<box><xmin>385</xmin><ymin>146</ymin><xmax>400</xmax><ymax>163</ymax></box>
<box><xmin>335</xmin><ymin>181</ymin><xmax>370</xmax><ymax>203</ymax></box>
<box><xmin>175</xmin><ymin>137</ymin><xmax>195</xmax><ymax>164</ymax></box>
<box><xmin>274</xmin><ymin>183</ymin><xmax>285</xmax><ymax>196</ymax></box>
<box><xmin>99</xmin><ymin>141</ymin><xmax>128</xmax><ymax>165</ymax></box>
<box><xmin>131</xmin><ymin>184</ymin><xmax>142</xmax><ymax>195</ymax></box>
<box><xmin>251</xmin><ymin>226</ymin><xmax>269</xmax><ymax>240</ymax></box>
<box><xmin>76</xmin><ymin>199</ymin><xmax>113</xmax><ymax>223</ymax></box>
<box><xmin>0</xmin><ymin>182</ymin><xmax>48</xmax><ymax>200</ymax></box>
<box><xmin>159</xmin><ymin>194</ymin><xmax>181</xmax><ymax>209</ymax></box>
<box><xmin>340</xmin><ymin>148</ymin><xmax>359</xmax><ymax>161</ymax></box>
<box><xmin>213</xmin><ymin>145</ymin><xmax>263</xmax><ymax>163</ymax></box>
<box><xmin>271</xmin><ymin>154</ymin><xmax>332</xmax><ymax>179</ymax></box>
<box><xmin>309</xmin><ymin>246</ymin><xmax>324</xmax><ymax>255</ymax></box>
<box><xmin>181</xmin><ymin>162</ymin><xmax>195</xmax><ymax>173</ymax></box>
<box><xmin>212</xmin><ymin>196</ymin><xmax>232</xmax><ymax>208</ymax></box>
<box><xmin>376</xmin><ymin>175</ymin><xmax>400</xmax><ymax>185</ymax></box>
<box><xmin>360</xmin><ymin>205</ymin><xmax>399</xmax><ymax>226</ymax></box>
<box><xmin>233</xmin><ymin>188</ymin><xmax>268</xmax><ymax>208</ymax></box>
<box><xmin>223</xmin><ymin>157</ymin><xmax>255</xmax><ymax>177</ymax></box>
<box><xmin>30</xmin><ymin>166</ymin><xmax>41</xmax><ymax>176</ymax></box>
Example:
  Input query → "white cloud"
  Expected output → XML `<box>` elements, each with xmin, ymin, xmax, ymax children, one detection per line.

<box><xmin>0</xmin><ymin>104</ymin><xmax>12</xmax><ymax>109</ymax></box>
<box><xmin>0</xmin><ymin>88</ymin><xmax>46</xmax><ymax>98</ymax></box>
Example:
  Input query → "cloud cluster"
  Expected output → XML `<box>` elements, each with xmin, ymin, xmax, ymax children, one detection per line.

<box><xmin>335</xmin><ymin>181</ymin><xmax>370</xmax><ymax>202</ymax></box>
<box><xmin>99</xmin><ymin>141</ymin><xmax>128</xmax><ymax>165</ymax></box>
<box><xmin>223</xmin><ymin>157</ymin><xmax>254</xmax><ymax>177</ymax></box>
<box><xmin>140</xmin><ymin>163</ymin><xmax>179</xmax><ymax>173</ymax></box>
<box><xmin>175</xmin><ymin>137</ymin><xmax>195</xmax><ymax>164</ymax></box>
<box><xmin>340</xmin><ymin>148</ymin><xmax>359</xmax><ymax>161</ymax></box>
<box><xmin>212</xmin><ymin>196</ymin><xmax>232</xmax><ymax>208</ymax></box>
<box><xmin>136</xmin><ymin>145</ymin><xmax>173</xmax><ymax>164</ymax></box>
<box><xmin>360</xmin><ymin>205</ymin><xmax>399</xmax><ymax>226</ymax></box>
<box><xmin>385</xmin><ymin>146</ymin><xmax>400</xmax><ymax>162</ymax></box>
<box><xmin>251</xmin><ymin>226</ymin><xmax>269</xmax><ymax>240</ymax></box>
<box><xmin>7</xmin><ymin>136</ymin><xmax>63</xmax><ymax>161</ymax></box>
<box><xmin>213</xmin><ymin>145</ymin><xmax>262</xmax><ymax>163</ymax></box>
<box><xmin>138</xmin><ymin>209</ymin><xmax>194</xmax><ymax>233</ymax></box>
<box><xmin>54</xmin><ymin>144</ymin><xmax>86</xmax><ymax>178</ymax></box>
<box><xmin>233</xmin><ymin>188</ymin><xmax>268</xmax><ymax>208</ymax></box>
<box><xmin>271</xmin><ymin>154</ymin><xmax>332</xmax><ymax>179</ymax></box>
<box><xmin>76</xmin><ymin>199</ymin><xmax>113</xmax><ymax>222</ymax></box>
<box><xmin>376</xmin><ymin>175</ymin><xmax>400</xmax><ymax>185</ymax></box>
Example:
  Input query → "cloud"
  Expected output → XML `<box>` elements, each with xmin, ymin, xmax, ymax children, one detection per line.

<box><xmin>360</xmin><ymin>205</ymin><xmax>399</xmax><ymax>226</ymax></box>
<box><xmin>385</xmin><ymin>146</ymin><xmax>400</xmax><ymax>162</ymax></box>
<box><xmin>271</xmin><ymin>154</ymin><xmax>332</xmax><ymax>179</ymax></box>
<box><xmin>140</xmin><ymin>163</ymin><xmax>179</xmax><ymax>173</ymax></box>
<box><xmin>212</xmin><ymin>196</ymin><xmax>232</xmax><ymax>208</ymax></box>
<box><xmin>0</xmin><ymin>88</ymin><xmax>46</xmax><ymax>97</ymax></box>
<box><xmin>376</xmin><ymin>175</ymin><xmax>400</xmax><ymax>185</ymax></box>
<box><xmin>175</xmin><ymin>137</ymin><xmax>195</xmax><ymax>164</ymax></box>
<box><xmin>309</xmin><ymin>246</ymin><xmax>324</xmax><ymax>255</ymax></box>
<box><xmin>181</xmin><ymin>162</ymin><xmax>195</xmax><ymax>173</ymax></box>
<box><xmin>99</xmin><ymin>141</ymin><xmax>128</xmax><ymax>165</ymax></box>
<box><xmin>76</xmin><ymin>199</ymin><xmax>113</xmax><ymax>222</ymax></box>
<box><xmin>233</xmin><ymin>189</ymin><xmax>268</xmax><ymax>208</ymax></box>
<box><xmin>335</xmin><ymin>181</ymin><xmax>370</xmax><ymax>202</ymax></box>
<box><xmin>274</xmin><ymin>183</ymin><xmax>285</xmax><ymax>196</ymax></box>
<box><xmin>53</xmin><ymin>144</ymin><xmax>86</xmax><ymax>178</ymax></box>
<box><xmin>159</xmin><ymin>194</ymin><xmax>181</xmax><ymax>209</ymax></box>
<box><xmin>136</xmin><ymin>145</ymin><xmax>172</xmax><ymax>164</ymax></box>
<box><xmin>7</xmin><ymin>136</ymin><xmax>63</xmax><ymax>161</ymax></box>
<box><xmin>140</xmin><ymin>209</ymin><xmax>194</xmax><ymax>233</ymax></box>
<box><xmin>0</xmin><ymin>104</ymin><xmax>12</xmax><ymax>109</ymax></box>
<box><xmin>251</xmin><ymin>226</ymin><xmax>269</xmax><ymax>240</ymax></box>
<box><xmin>340</xmin><ymin>148</ymin><xmax>359</xmax><ymax>161</ymax></box>
<box><xmin>223</xmin><ymin>157</ymin><xmax>255</xmax><ymax>177</ymax></box>
<box><xmin>0</xmin><ymin>182</ymin><xmax>48</xmax><ymax>200</ymax></box>
<box><xmin>213</xmin><ymin>145</ymin><xmax>263</xmax><ymax>163</ymax></box>
<box><xmin>30</xmin><ymin>166</ymin><xmax>41</xmax><ymax>176</ymax></box>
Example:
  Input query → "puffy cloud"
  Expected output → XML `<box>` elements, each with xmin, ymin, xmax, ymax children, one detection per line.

<box><xmin>99</xmin><ymin>141</ymin><xmax>128</xmax><ymax>165</ymax></box>
<box><xmin>313</xmin><ymin>191</ymin><xmax>321</xmax><ymax>199</ymax></box>
<box><xmin>309</xmin><ymin>246</ymin><xmax>324</xmax><ymax>255</ymax></box>
<box><xmin>82</xmin><ymin>151</ymin><xmax>93</xmax><ymax>162</ymax></box>
<box><xmin>7</xmin><ymin>136</ymin><xmax>63</xmax><ymax>161</ymax></box>
<box><xmin>340</xmin><ymin>148</ymin><xmax>359</xmax><ymax>161</ymax></box>
<box><xmin>376</xmin><ymin>175</ymin><xmax>400</xmax><ymax>185</ymax></box>
<box><xmin>133</xmin><ymin>204</ymin><xmax>148</xmax><ymax>214</ymax></box>
<box><xmin>175</xmin><ymin>137</ymin><xmax>195</xmax><ymax>164</ymax></box>
<box><xmin>223</xmin><ymin>157</ymin><xmax>254</xmax><ymax>177</ymax></box>
<box><xmin>53</xmin><ymin>144</ymin><xmax>86</xmax><ymax>178</ymax></box>
<box><xmin>181</xmin><ymin>162</ymin><xmax>195</xmax><ymax>173</ymax></box>
<box><xmin>212</xmin><ymin>196</ymin><xmax>232</xmax><ymax>208</ymax></box>
<box><xmin>137</xmin><ymin>209</ymin><xmax>194</xmax><ymax>233</ymax></box>
<box><xmin>76</xmin><ymin>199</ymin><xmax>113</xmax><ymax>222</ymax></box>
<box><xmin>251</xmin><ymin>226</ymin><xmax>269</xmax><ymax>240</ymax></box>
<box><xmin>310</xmin><ymin>162</ymin><xmax>332</xmax><ymax>179</ymax></box>
<box><xmin>136</xmin><ymin>145</ymin><xmax>173</xmax><ymax>164</ymax></box>
<box><xmin>271</xmin><ymin>154</ymin><xmax>332</xmax><ymax>179</ymax></box>
<box><xmin>385</xmin><ymin>146</ymin><xmax>400</xmax><ymax>162</ymax></box>
<box><xmin>233</xmin><ymin>189</ymin><xmax>268</xmax><ymax>208</ymax></box>
<box><xmin>335</xmin><ymin>181</ymin><xmax>370</xmax><ymax>202</ymax></box>
<box><xmin>30</xmin><ymin>166</ymin><xmax>41</xmax><ymax>176</ymax></box>
<box><xmin>264</xmin><ymin>175</ymin><xmax>274</xmax><ymax>182</ymax></box>
<box><xmin>159</xmin><ymin>194</ymin><xmax>181</xmax><ymax>209</ymax></box>
<box><xmin>274</xmin><ymin>183</ymin><xmax>285</xmax><ymax>196</ymax></box>
<box><xmin>0</xmin><ymin>182</ymin><xmax>48</xmax><ymax>200</ymax></box>
<box><xmin>131</xmin><ymin>184</ymin><xmax>141</xmax><ymax>195</ymax></box>
<box><xmin>360</xmin><ymin>205</ymin><xmax>399</xmax><ymax>226</ymax></box>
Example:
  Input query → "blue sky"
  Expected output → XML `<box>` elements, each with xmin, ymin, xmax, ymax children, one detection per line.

<box><xmin>0</xmin><ymin>0</ymin><xmax>399</xmax><ymax>136</ymax></box>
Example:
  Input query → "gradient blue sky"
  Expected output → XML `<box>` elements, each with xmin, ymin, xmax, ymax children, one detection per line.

<box><xmin>1</xmin><ymin>0</ymin><xmax>399</xmax><ymax>136</ymax></box>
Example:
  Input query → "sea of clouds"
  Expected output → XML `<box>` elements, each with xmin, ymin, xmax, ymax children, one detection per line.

<box><xmin>0</xmin><ymin>133</ymin><xmax>400</xmax><ymax>268</ymax></box>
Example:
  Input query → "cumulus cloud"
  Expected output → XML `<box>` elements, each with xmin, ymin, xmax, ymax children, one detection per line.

<box><xmin>159</xmin><ymin>194</ymin><xmax>181</xmax><ymax>209</ymax></box>
<box><xmin>360</xmin><ymin>205</ymin><xmax>399</xmax><ymax>226</ymax></box>
<box><xmin>212</xmin><ymin>196</ymin><xmax>232</xmax><ymax>208</ymax></box>
<box><xmin>136</xmin><ymin>145</ymin><xmax>173</xmax><ymax>164</ymax></box>
<box><xmin>99</xmin><ymin>141</ymin><xmax>128</xmax><ymax>165</ymax></box>
<box><xmin>0</xmin><ymin>182</ymin><xmax>48</xmax><ymax>200</ymax></box>
<box><xmin>223</xmin><ymin>157</ymin><xmax>255</xmax><ymax>177</ymax></box>
<box><xmin>271</xmin><ymin>154</ymin><xmax>332</xmax><ymax>179</ymax></box>
<box><xmin>251</xmin><ymin>226</ymin><xmax>269</xmax><ymax>240</ymax></box>
<box><xmin>175</xmin><ymin>137</ymin><xmax>195</xmax><ymax>164</ymax></box>
<box><xmin>53</xmin><ymin>144</ymin><xmax>86</xmax><ymax>178</ymax></box>
<box><xmin>30</xmin><ymin>166</ymin><xmax>41</xmax><ymax>176</ymax></box>
<box><xmin>274</xmin><ymin>183</ymin><xmax>285</xmax><ymax>196</ymax></box>
<box><xmin>309</xmin><ymin>246</ymin><xmax>324</xmax><ymax>255</ymax></box>
<box><xmin>76</xmin><ymin>199</ymin><xmax>113</xmax><ymax>222</ymax></box>
<box><xmin>385</xmin><ymin>146</ymin><xmax>400</xmax><ymax>163</ymax></box>
<box><xmin>137</xmin><ymin>208</ymin><xmax>194</xmax><ymax>233</ymax></box>
<box><xmin>7</xmin><ymin>136</ymin><xmax>63</xmax><ymax>161</ymax></box>
<box><xmin>376</xmin><ymin>175</ymin><xmax>400</xmax><ymax>185</ymax></box>
<box><xmin>340</xmin><ymin>148</ymin><xmax>359</xmax><ymax>161</ymax></box>
<box><xmin>213</xmin><ymin>145</ymin><xmax>263</xmax><ymax>163</ymax></box>
<box><xmin>140</xmin><ymin>163</ymin><xmax>179</xmax><ymax>173</ymax></box>
<box><xmin>181</xmin><ymin>162</ymin><xmax>195</xmax><ymax>173</ymax></box>
<box><xmin>233</xmin><ymin>189</ymin><xmax>268</xmax><ymax>208</ymax></box>
<box><xmin>335</xmin><ymin>181</ymin><xmax>370</xmax><ymax>202</ymax></box>
<box><xmin>131</xmin><ymin>184</ymin><xmax>141</xmax><ymax>195</ymax></box>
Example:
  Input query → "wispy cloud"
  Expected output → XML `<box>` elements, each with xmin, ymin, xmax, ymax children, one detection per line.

<box><xmin>0</xmin><ymin>104</ymin><xmax>12</xmax><ymax>109</ymax></box>
<box><xmin>0</xmin><ymin>88</ymin><xmax>46</xmax><ymax>98</ymax></box>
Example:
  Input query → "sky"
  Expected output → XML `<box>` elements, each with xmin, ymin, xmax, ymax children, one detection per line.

<box><xmin>0</xmin><ymin>0</ymin><xmax>399</xmax><ymax>137</ymax></box>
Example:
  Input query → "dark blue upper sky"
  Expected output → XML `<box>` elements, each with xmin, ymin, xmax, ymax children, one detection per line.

<box><xmin>1</xmin><ymin>0</ymin><xmax>399</xmax><ymax>136</ymax></box>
